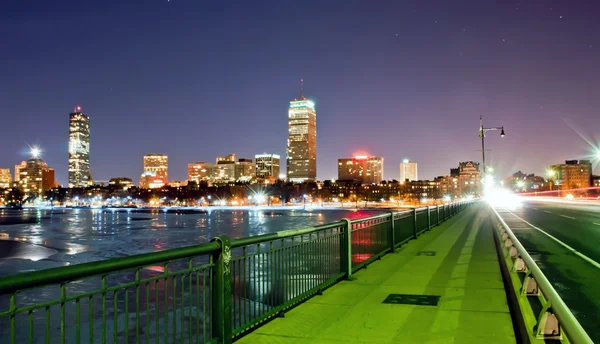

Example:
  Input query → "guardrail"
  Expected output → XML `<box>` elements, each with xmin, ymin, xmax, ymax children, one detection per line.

<box><xmin>490</xmin><ymin>206</ymin><xmax>593</xmax><ymax>344</ymax></box>
<box><xmin>0</xmin><ymin>201</ymin><xmax>470</xmax><ymax>344</ymax></box>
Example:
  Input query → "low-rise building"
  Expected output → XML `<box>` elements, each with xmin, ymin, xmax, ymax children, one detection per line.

<box><xmin>188</xmin><ymin>162</ymin><xmax>212</xmax><ymax>183</ymax></box>
<box><xmin>406</xmin><ymin>180</ymin><xmax>442</xmax><ymax>201</ymax></box>
<box><xmin>338</xmin><ymin>155</ymin><xmax>384</xmax><ymax>184</ymax></box>
<box><xmin>550</xmin><ymin>160</ymin><xmax>592</xmax><ymax>190</ymax></box>
<box><xmin>236</xmin><ymin>158</ymin><xmax>255</xmax><ymax>182</ymax></box>
<box><xmin>213</xmin><ymin>161</ymin><xmax>236</xmax><ymax>182</ymax></box>
<box><xmin>109</xmin><ymin>177</ymin><xmax>135</xmax><ymax>190</ymax></box>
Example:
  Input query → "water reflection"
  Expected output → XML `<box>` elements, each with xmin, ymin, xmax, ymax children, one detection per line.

<box><xmin>0</xmin><ymin>208</ymin><xmax>383</xmax><ymax>276</ymax></box>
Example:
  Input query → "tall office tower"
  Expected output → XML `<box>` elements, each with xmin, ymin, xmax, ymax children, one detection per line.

<box><xmin>0</xmin><ymin>168</ymin><xmax>12</xmax><ymax>188</ymax></box>
<box><xmin>255</xmin><ymin>153</ymin><xmax>280</xmax><ymax>182</ymax></box>
<box><xmin>286</xmin><ymin>81</ymin><xmax>316</xmax><ymax>182</ymax></box>
<box><xmin>140</xmin><ymin>154</ymin><xmax>168</xmax><ymax>189</ymax></box>
<box><xmin>188</xmin><ymin>162</ymin><xmax>213</xmax><ymax>183</ymax></box>
<box><xmin>399</xmin><ymin>159</ymin><xmax>418</xmax><ymax>183</ymax></box>
<box><xmin>338</xmin><ymin>155</ymin><xmax>384</xmax><ymax>184</ymax></box>
<box><xmin>68</xmin><ymin>106</ymin><xmax>91</xmax><ymax>188</ymax></box>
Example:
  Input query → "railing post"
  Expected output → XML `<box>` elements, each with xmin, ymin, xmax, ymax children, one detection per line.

<box><xmin>437</xmin><ymin>205</ymin><xmax>440</xmax><ymax>226</ymax></box>
<box><xmin>341</xmin><ymin>218</ymin><xmax>353</xmax><ymax>279</ymax></box>
<box><xmin>389</xmin><ymin>211</ymin><xmax>396</xmax><ymax>252</ymax></box>
<box><xmin>427</xmin><ymin>207</ymin><xmax>431</xmax><ymax>231</ymax></box>
<box><xmin>412</xmin><ymin>208</ymin><xmax>418</xmax><ymax>238</ymax></box>
<box><xmin>210</xmin><ymin>236</ymin><xmax>232</xmax><ymax>344</ymax></box>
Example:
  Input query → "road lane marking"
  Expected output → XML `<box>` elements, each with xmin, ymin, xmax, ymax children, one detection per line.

<box><xmin>560</xmin><ymin>215</ymin><xmax>575</xmax><ymax>219</ymax></box>
<box><xmin>544</xmin><ymin>210</ymin><xmax>552</xmax><ymax>214</ymax></box>
<box><xmin>506</xmin><ymin>211</ymin><xmax>600</xmax><ymax>270</ymax></box>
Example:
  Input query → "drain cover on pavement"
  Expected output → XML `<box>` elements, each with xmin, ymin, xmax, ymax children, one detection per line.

<box><xmin>382</xmin><ymin>294</ymin><xmax>440</xmax><ymax>306</ymax></box>
<box><xmin>417</xmin><ymin>251</ymin><xmax>436</xmax><ymax>256</ymax></box>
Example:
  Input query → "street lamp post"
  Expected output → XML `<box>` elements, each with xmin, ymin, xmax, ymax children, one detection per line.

<box><xmin>479</xmin><ymin>116</ymin><xmax>505</xmax><ymax>176</ymax></box>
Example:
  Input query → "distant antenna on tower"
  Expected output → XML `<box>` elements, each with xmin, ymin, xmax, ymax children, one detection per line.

<box><xmin>300</xmin><ymin>79</ymin><xmax>305</xmax><ymax>100</ymax></box>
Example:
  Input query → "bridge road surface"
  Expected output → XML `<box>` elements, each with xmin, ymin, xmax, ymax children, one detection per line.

<box><xmin>495</xmin><ymin>200</ymin><xmax>600</xmax><ymax>343</ymax></box>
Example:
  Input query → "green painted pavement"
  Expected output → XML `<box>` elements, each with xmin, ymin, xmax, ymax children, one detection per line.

<box><xmin>236</xmin><ymin>205</ymin><xmax>516</xmax><ymax>343</ymax></box>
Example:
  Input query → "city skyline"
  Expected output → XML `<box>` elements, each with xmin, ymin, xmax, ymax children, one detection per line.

<box><xmin>2</xmin><ymin>1</ymin><xmax>600</xmax><ymax>184</ymax></box>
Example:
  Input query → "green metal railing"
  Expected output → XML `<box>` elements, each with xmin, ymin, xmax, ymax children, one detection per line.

<box><xmin>0</xmin><ymin>201</ymin><xmax>470</xmax><ymax>344</ymax></box>
<box><xmin>490</xmin><ymin>206</ymin><xmax>593</xmax><ymax>344</ymax></box>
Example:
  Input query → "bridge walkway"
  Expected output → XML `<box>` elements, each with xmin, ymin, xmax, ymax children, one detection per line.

<box><xmin>237</xmin><ymin>204</ymin><xmax>516</xmax><ymax>343</ymax></box>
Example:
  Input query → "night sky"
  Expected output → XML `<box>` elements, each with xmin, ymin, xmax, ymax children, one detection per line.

<box><xmin>2</xmin><ymin>0</ymin><xmax>600</xmax><ymax>185</ymax></box>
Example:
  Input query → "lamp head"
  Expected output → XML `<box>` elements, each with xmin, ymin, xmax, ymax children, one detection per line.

<box><xmin>500</xmin><ymin>127</ymin><xmax>505</xmax><ymax>137</ymax></box>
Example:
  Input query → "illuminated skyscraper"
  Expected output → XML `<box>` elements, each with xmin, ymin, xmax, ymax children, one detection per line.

<box><xmin>286</xmin><ymin>81</ymin><xmax>316</xmax><ymax>182</ymax></box>
<box><xmin>140</xmin><ymin>154</ymin><xmax>168</xmax><ymax>189</ymax></box>
<box><xmin>399</xmin><ymin>159</ymin><xmax>418</xmax><ymax>183</ymax></box>
<box><xmin>68</xmin><ymin>106</ymin><xmax>91</xmax><ymax>188</ymax></box>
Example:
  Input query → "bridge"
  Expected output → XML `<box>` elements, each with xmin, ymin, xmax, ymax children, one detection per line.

<box><xmin>0</xmin><ymin>201</ymin><xmax>595</xmax><ymax>343</ymax></box>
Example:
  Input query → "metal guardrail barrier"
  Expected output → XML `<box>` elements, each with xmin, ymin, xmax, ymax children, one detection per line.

<box><xmin>0</xmin><ymin>201</ymin><xmax>470</xmax><ymax>344</ymax></box>
<box><xmin>490</xmin><ymin>206</ymin><xmax>593</xmax><ymax>344</ymax></box>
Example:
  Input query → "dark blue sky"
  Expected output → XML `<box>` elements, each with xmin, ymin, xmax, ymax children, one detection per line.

<box><xmin>2</xmin><ymin>0</ymin><xmax>599</xmax><ymax>185</ymax></box>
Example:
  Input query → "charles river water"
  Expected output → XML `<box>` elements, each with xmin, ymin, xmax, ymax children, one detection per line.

<box><xmin>0</xmin><ymin>206</ymin><xmax>384</xmax><ymax>343</ymax></box>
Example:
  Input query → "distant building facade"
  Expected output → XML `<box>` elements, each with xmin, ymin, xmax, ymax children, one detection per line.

<box><xmin>41</xmin><ymin>168</ymin><xmax>56</xmax><ymax>192</ymax></box>
<box><xmin>213</xmin><ymin>161</ymin><xmax>236</xmax><ymax>182</ymax></box>
<box><xmin>14</xmin><ymin>161</ymin><xmax>26</xmax><ymax>182</ymax></box>
<box><xmin>550</xmin><ymin>160</ymin><xmax>592</xmax><ymax>190</ymax></box>
<box><xmin>399</xmin><ymin>160</ymin><xmax>417</xmax><ymax>183</ymax></box>
<box><xmin>140</xmin><ymin>154</ymin><xmax>168</xmax><ymax>189</ymax></box>
<box><xmin>255</xmin><ymin>154</ymin><xmax>280</xmax><ymax>182</ymax></box>
<box><xmin>0</xmin><ymin>168</ymin><xmax>12</xmax><ymax>188</ymax></box>
<box><xmin>68</xmin><ymin>107</ymin><xmax>92</xmax><ymax>188</ymax></box>
<box><xmin>434</xmin><ymin>175</ymin><xmax>460</xmax><ymax>199</ymax></box>
<box><xmin>406</xmin><ymin>180</ymin><xmax>442</xmax><ymax>200</ymax></box>
<box><xmin>169</xmin><ymin>180</ymin><xmax>187</xmax><ymax>188</ymax></box>
<box><xmin>188</xmin><ymin>162</ymin><xmax>213</xmax><ymax>183</ymax></box>
<box><xmin>456</xmin><ymin>161</ymin><xmax>481</xmax><ymax>196</ymax></box>
<box><xmin>286</xmin><ymin>90</ymin><xmax>317</xmax><ymax>182</ymax></box>
<box><xmin>109</xmin><ymin>177</ymin><xmax>134</xmax><ymax>190</ymax></box>
<box><xmin>338</xmin><ymin>156</ymin><xmax>384</xmax><ymax>184</ymax></box>
<box><xmin>216</xmin><ymin>154</ymin><xmax>237</xmax><ymax>164</ymax></box>
<box><xmin>18</xmin><ymin>158</ymin><xmax>54</xmax><ymax>197</ymax></box>
<box><xmin>236</xmin><ymin>158</ymin><xmax>255</xmax><ymax>182</ymax></box>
